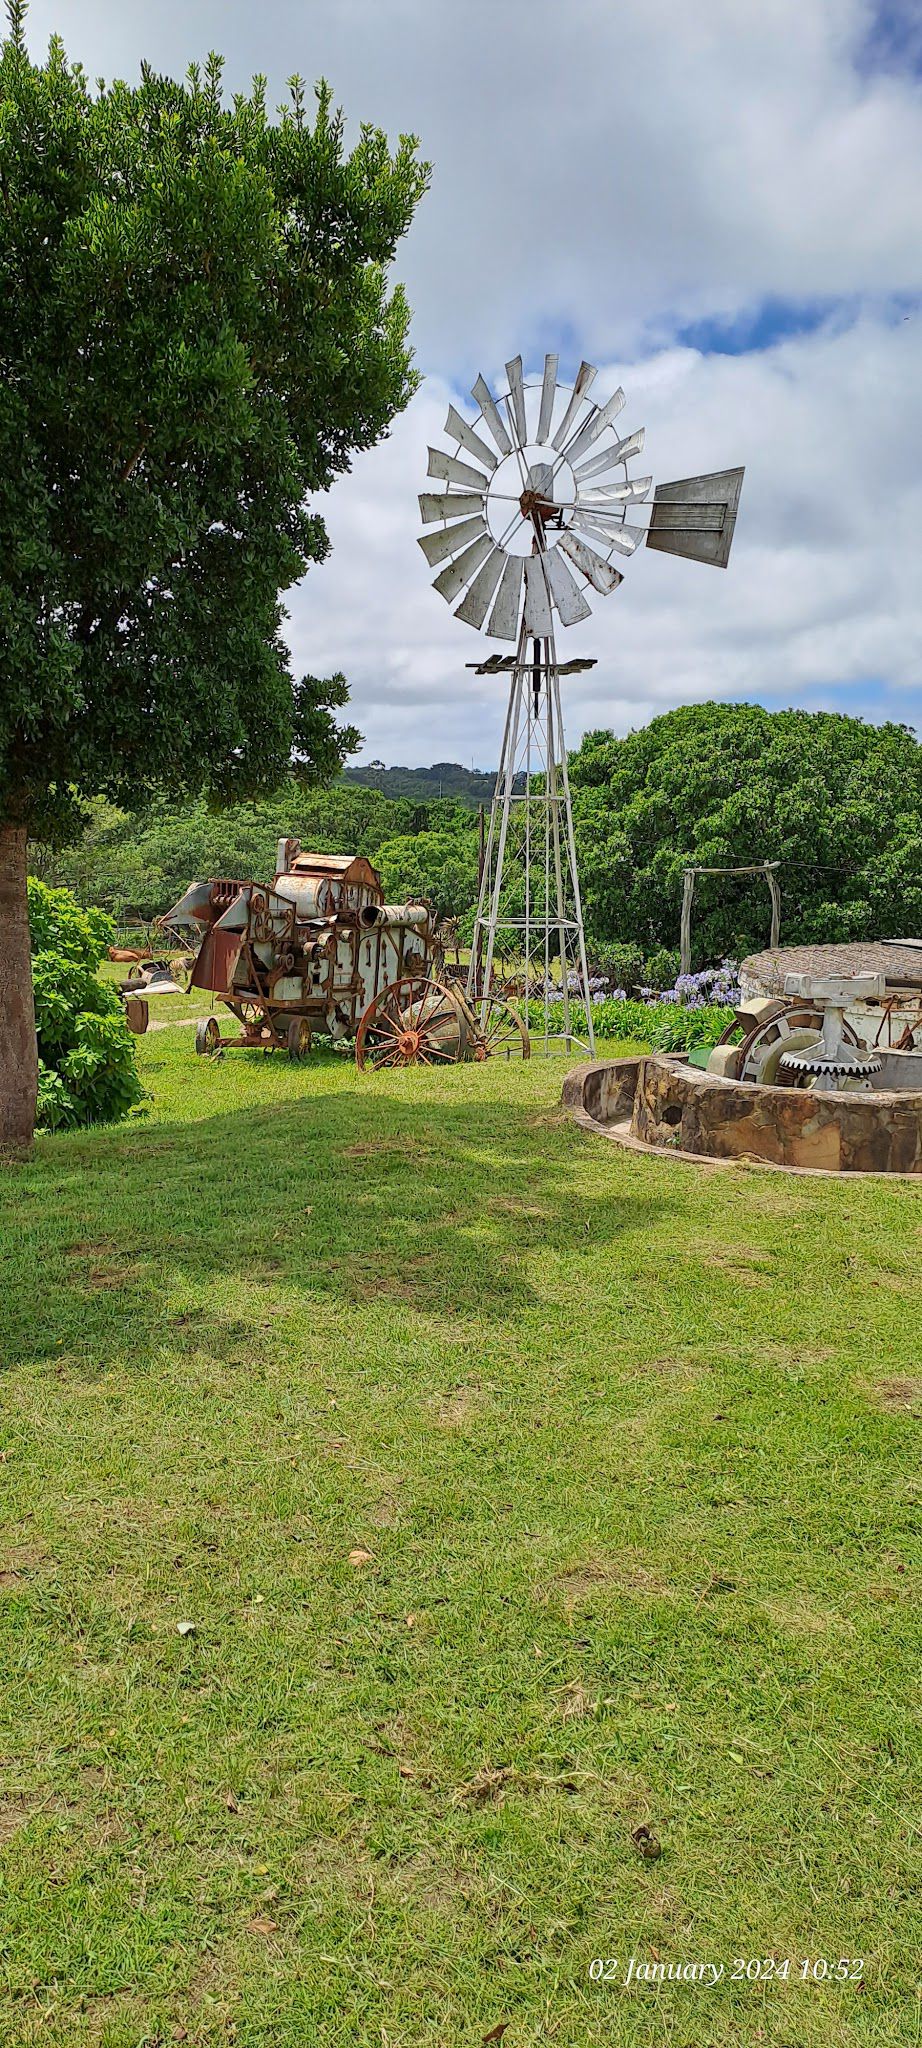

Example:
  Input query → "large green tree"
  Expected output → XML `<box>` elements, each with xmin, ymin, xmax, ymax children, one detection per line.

<box><xmin>570</xmin><ymin>702</ymin><xmax>922</xmax><ymax>965</ymax></box>
<box><xmin>0</xmin><ymin>3</ymin><xmax>427</xmax><ymax>1144</ymax></box>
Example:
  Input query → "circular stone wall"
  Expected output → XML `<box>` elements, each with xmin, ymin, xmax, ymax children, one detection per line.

<box><xmin>563</xmin><ymin>1054</ymin><xmax>922</xmax><ymax>1174</ymax></box>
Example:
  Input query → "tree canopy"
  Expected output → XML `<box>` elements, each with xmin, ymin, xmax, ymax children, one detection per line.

<box><xmin>569</xmin><ymin>702</ymin><xmax>922</xmax><ymax>965</ymax></box>
<box><xmin>0</xmin><ymin>5</ymin><xmax>427</xmax><ymax>838</ymax></box>
<box><xmin>0</xmin><ymin>1</ymin><xmax>428</xmax><ymax>1141</ymax></box>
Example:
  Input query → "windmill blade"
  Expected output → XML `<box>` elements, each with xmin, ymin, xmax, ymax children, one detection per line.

<box><xmin>417</xmin><ymin>514</ymin><xmax>488</xmax><ymax>567</ymax></box>
<box><xmin>560</xmin><ymin>386</ymin><xmax>626</xmax><ymax>467</ymax></box>
<box><xmin>505</xmin><ymin>355</ymin><xmax>528</xmax><ymax>448</ymax></box>
<box><xmin>574</xmin><ymin>430</ymin><xmax>646</xmax><ymax>483</ymax></box>
<box><xmin>552</xmin><ymin>360</ymin><xmax>598</xmax><ymax>451</ymax></box>
<box><xmin>646</xmin><ymin>467</ymin><xmax>745</xmax><ymax>567</ymax></box>
<box><xmin>427</xmin><ymin>447</ymin><xmax>492</xmax><ymax>492</ymax></box>
<box><xmin>570</xmin><ymin>511</ymin><xmax>645</xmax><ymax>555</ymax></box>
<box><xmin>471</xmin><ymin>374</ymin><xmax>512</xmax><ymax>458</ymax></box>
<box><xmin>536</xmin><ymin>353</ymin><xmax>558</xmax><ymax>442</ymax></box>
<box><xmin>544</xmin><ymin>545</ymin><xmax>593</xmax><ymax>624</ymax></box>
<box><xmin>454</xmin><ymin>546</ymin><xmax>507</xmax><ymax>629</ymax></box>
<box><xmin>433</xmin><ymin>531</ymin><xmax>494</xmax><ymax>604</ymax></box>
<box><xmin>523</xmin><ymin>554</ymin><xmax>553</xmax><ymax>637</ymax></box>
<box><xmin>419</xmin><ymin>491</ymin><xmax>486</xmax><ymax>525</ymax></box>
<box><xmin>445</xmin><ymin>404</ymin><xmax>498</xmax><ymax>473</ymax></box>
<box><xmin>486</xmin><ymin>555</ymin><xmax>524</xmax><ymax>640</ymax></box>
<box><xmin>559</xmin><ymin>530</ymin><xmax>624</xmax><ymax>594</ymax></box>
<box><xmin>578</xmin><ymin>476</ymin><xmax>652</xmax><ymax>506</ymax></box>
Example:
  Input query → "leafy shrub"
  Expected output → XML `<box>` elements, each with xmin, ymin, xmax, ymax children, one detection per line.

<box><xmin>642</xmin><ymin>946</ymin><xmax>681</xmax><ymax>992</ymax></box>
<box><xmin>27</xmin><ymin>878</ymin><xmax>115</xmax><ymax>966</ymax></box>
<box><xmin>524</xmin><ymin>995</ymin><xmax>735</xmax><ymax>1050</ymax></box>
<box><xmin>28</xmin><ymin>879</ymin><xmax>144</xmax><ymax>1131</ymax></box>
<box><xmin>585</xmin><ymin>939</ymin><xmax>645</xmax><ymax>987</ymax></box>
<box><xmin>647</xmin><ymin>1002</ymin><xmax>736</xmax><ymax>1051</ymax></box>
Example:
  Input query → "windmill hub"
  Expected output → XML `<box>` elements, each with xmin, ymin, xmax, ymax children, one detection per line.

<box><xmin>482</xmin><ymin>450</ymin><xmax>574</xmax><ymax>552</ymax></box>
<box><xmin>418</xmin><ymin>352</ymin><xmax>744</xmax><ymax>1054</ymax></box>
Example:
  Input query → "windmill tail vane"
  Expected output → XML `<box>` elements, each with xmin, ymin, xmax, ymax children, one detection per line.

<box><xmin>418</xmin><ymin>353</ymin><xmax>744</xmax><ymax>1053</ymax></box>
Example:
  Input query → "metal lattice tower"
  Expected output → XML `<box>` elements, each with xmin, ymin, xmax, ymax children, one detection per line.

<box><xmin>419</xmin><ymin>354</ymin><xmax>744</xmax><ymax>1052</ymax></box>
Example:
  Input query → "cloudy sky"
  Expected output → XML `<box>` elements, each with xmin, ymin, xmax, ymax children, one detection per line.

<box><xmin>29</xmin><ymin>0</ymin><xmax>922</xmax><ymax>767</ymax></box>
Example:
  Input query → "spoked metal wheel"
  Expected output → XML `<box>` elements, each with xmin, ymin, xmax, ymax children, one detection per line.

<box><xmin>356</xmin><ymin>976</ymin><xmax>466</xmax><ymax>1072</ymax></box>
<box><xmin>469</xmin><ymin>993</ymin><xmax>530</xmax><ymax>1061</ymax></box>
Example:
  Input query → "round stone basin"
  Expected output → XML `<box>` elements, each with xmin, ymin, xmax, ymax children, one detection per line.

<box><xmin>562</xmin><ymin>1052</ymin><xmax>922</xmax><ymax>1175</ymax></box>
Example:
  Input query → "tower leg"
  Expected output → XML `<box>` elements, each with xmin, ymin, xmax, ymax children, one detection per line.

<box><xmin>467</xmin><ymin>620</ymin><xmax>596</xmax><ymax>1056</ymax></box>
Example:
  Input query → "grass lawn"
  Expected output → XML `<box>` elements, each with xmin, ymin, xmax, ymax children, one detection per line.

<box><xmin>1</xmin><ymin>1020</ymin><xmax>920</xmax><ymax>2046</ymax></box>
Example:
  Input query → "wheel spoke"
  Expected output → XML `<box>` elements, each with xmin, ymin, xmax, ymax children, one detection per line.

<box><xmin>413</xmin><ymin>1004</ymin><xmax>457</xmax><ymax>1031</ymax></box>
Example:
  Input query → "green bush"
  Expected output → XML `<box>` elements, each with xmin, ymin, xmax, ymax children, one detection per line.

<box><xmin>642</xmin><ymin>946</ymin><xmax>681</xmax><ymax>991</ymax></box>
<box><xmin>585</xmin><ymin>939</ymin><xmax>645</xmax><ymax>988</ymax></box>
<box><xmin>647</xmin><ymin>1002</ymin><xmax>736</xmax><ymax>1051</ymax></box>
<box><xmin>525</xmin><ymin>995</ymin><xmax>735</xmax><ymax>1051</ymax></box>
<box><xmin>28</xmin><ymin>879</ymin><xmax>144</xmax><ymax>1131</ymax></box>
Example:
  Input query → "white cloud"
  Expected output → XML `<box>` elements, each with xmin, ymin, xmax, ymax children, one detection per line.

<box><xmin>291</xmin><ymin>314</ymin><xmax>922</xmax><ymax>761</ymax></box>
<box><xmin>36</xmin><ymin>0</ymin><xmax>922</xmax><ymax>361</ymax></box>
<box><xmin>29</xmin><ymin>0</ymin><xmax>922</xmax><ymax>757</ymax></box>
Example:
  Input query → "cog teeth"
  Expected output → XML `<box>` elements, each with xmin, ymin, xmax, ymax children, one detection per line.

<box><xmin>779</xmin><ymin>1049</ymin><xmax>882</xmax><ymax>1074</ymax></box>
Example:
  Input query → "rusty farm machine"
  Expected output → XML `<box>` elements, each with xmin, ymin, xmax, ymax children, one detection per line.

<box><xmin>166</xmin><ymin>843</ymin><xmax>529</xmax><ymax>1070</ymax></box>
<box><xmin>420</xmin><ymin>353</ymin><xmax>744</xmax><ymax>1052</ymax></box>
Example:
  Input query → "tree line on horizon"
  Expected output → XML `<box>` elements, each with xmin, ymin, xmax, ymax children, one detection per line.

<box><xmin>33</xmin><ymin>702</ymin><xmax>922</xmax><ymax>973</ymax></box>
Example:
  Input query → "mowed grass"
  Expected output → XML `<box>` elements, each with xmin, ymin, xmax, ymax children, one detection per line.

<box><xmin>1</xmin><ymin>1022</ymin><xmax>920</xmax><ymax>2047</ymax></box>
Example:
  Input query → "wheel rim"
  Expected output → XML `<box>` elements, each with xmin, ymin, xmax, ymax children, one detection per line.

<box><xmin>470</xmin><ymin>997</ymin><xmax>530</xmax><ymax>1061</ymax></box>
<box><xmin>356</xmin><ymin>977</ymin><xmax>464</xmax><ymax>1071</ymax></box>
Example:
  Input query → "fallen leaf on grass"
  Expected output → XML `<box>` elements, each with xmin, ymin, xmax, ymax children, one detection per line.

<box><xmin>348</xmin><ymin>1547</ymin><xmax>373</xmax><ymax>1567</ymax></box>
<box><xmin>483</xmin><ymin>2026</ymin><xmax>510</xmax><ymax>2044</ymax></box>
<box><xmin>247</xmin><ymin>1916</ymin><xmax>278</xmax><ymax>1936</ymax></box>
<box><xmin>176</xmin><ymin>1621</ymin><xmax>196</xmax><ymax>1637</ymax></box>
<box><xmin>631</xmin><ymin>1824</ymin><xmax>662</xmax><ymax>1860</ymax></box>
<box><xmin>224</xmin><ymin>1791</ymin><xmax>240</xmax><ymax>1813</ymax></box>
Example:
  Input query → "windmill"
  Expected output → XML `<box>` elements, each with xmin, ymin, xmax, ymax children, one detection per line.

<box><xmin>419</xmin><ymin>354</ymin><xmax>744</xmax><ymax>1052</ymax></box>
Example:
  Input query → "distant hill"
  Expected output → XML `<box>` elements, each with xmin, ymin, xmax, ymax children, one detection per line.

<box><xmin>341</xmin><ymin>760</ymin><xmax>523</xmax><ymax>806</ymax></box>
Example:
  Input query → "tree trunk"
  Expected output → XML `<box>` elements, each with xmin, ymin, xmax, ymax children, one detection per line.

<box><xmin>0</xmin><ymin>822</ymin><xmax>38</xmax><ymax>1152</ymax></box>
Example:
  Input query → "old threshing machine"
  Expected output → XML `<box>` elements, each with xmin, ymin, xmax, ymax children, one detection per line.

<box><xmin>166</xmin><ymin>841</ymin><xmax>528</xmax><ymax>1070</ymax></box>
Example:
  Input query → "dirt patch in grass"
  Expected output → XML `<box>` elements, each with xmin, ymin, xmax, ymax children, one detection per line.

<box><xmin>629</xmin><ymin>1354</ymin><xmax>700</xmax><ymax>1378</ymax></box>
<box><xmin>553</xmin><ymin>1555</ymin><xmax>672</xmax><ymax>1605</ymax></box>
<box><xmin>381</xmin><ymin>1849</ymin><xmax>476</xmax><ymax>1917</ymax></box>
<box><xmin>0</xmin><ymin>1794</ymin><xmax>46</xmax><ymax>1844</ymax></box>
<box><xmin>433</xmin><ymin>1383</ymin><xmax>483</xmax><ymax>1428</ymax></box>
<box><xmin>695</xmin><ymin>1242</ymin><xmax>775</xmax><ymax>1282</ymax></box>
<box><xmin>871</xmin><ymin>1375</ymin><xmax>922</xmax><ymax>1413</ymax></box>
<box><xmin>761</xmin><ymin>1593</ymin><xmax>849</xmax><ymax>1635</ymax></box>
<box><xmin>488</xmin><ymin>1196</ymin><xmax>553</xmax><ymax>1221</ymax></box>
<box><xmin>167</xmin><ymin>1944</ymin><xmax>241</xmax><ymax>2036</ymax></box>
<box><xmin>65</xmin><ymin>1239</ymin><xmax>145</xmax><ymax>1291</ymax></box>
<box><xmin>367</xmin><ymin>1253</ymin><xmax>438</xmax><ymax>1305</ymax></box>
